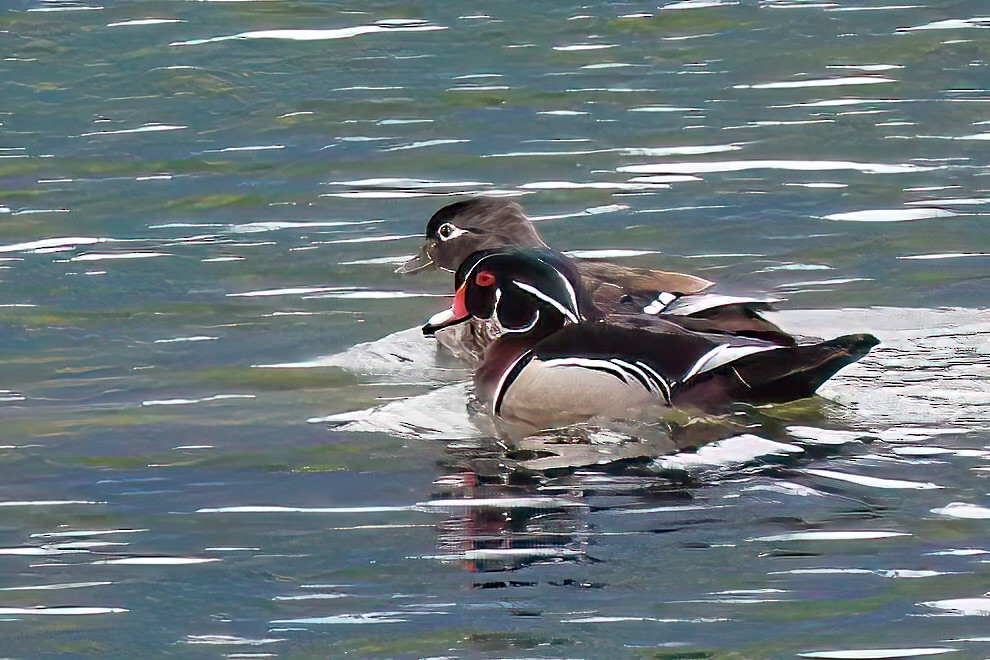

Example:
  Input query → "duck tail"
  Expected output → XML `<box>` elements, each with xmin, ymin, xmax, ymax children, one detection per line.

<box><xmin>731</xmin><ymin>333</ymin><xmax>880</xmax><ymax>402</ymax></box>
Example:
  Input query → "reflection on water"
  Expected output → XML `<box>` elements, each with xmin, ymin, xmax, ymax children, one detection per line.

<box><xmin>1</xmin><ymin>0</ymin><xmax>989</xmax><ymax>655</ymax></box>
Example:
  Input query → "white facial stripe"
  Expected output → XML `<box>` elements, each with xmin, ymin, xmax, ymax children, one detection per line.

<box><xmin>512</xmin><ymin>280</ymin><xmax>579</xmax><ymax>324</ymax></box>
<box><xmin>457</xmin><ymin>252</ymin><xmax>500</xmax><ymax>291</ymax></box>
<box><xmin>553</xmin><ymin>269</ymin><xmax>582</xmax><ymax>321</ymax></box>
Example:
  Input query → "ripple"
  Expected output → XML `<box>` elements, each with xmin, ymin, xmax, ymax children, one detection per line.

<box><xmin>520</xmin><ymin>181</ymin><xmax>666</xmax><ymax>191</ymax></box>
<box><xmin>422</xmin><ymin>547</ymin><xmax>584</xmax><ymax>562</ymax></box>
<box><xmin>801</xmin><ymin>468</ymin><xmax>943</xmax><ymax>490</ymax></box>
<box><xmin>172</xmin><ymin>23</ymin><xmax>446</xmax><ymax>47</ymax></box>
<box><xmin>309</xmin><ymin>384</ymin><xmax>478</xmax><ymax>440</ymax></box>
<box><xmin>107</xmin><ymin>18</ymin><xmax>185</xmax><ymax>27</ymax></box>
<box><xmin>930</xmin><ymin>502</ymin><xmax>990</xmax><ymax>519</ymax></box>
<box><xmin>416</xmin><ymin>497</ymin><xmax>587</xmax><ymax>512</ymax></box>
<box><xmin>898</xmin><ymin>17</ymin><xmax>990</xmax><ymax>32</ymax></box>
<box><xmin>565</xmin><ymin>249</ymin><xmax>662</xmax><ymax>259</ymax></box>
<box><xmin>195</xmin><ymin>505</ymin><xmax>410</xmax><ymax>514</ymax></box>
<box><xmin>308</xmin><ymin>290</ymin><xmax>439</xmax><ymax>300</ymax></box>
<box><xmin>152</xmin><ymin>336</ymin><xmax>218</xmax><ymax>344</ymax></box>
<box><xmin>734</xmin><ymin>76</ymin><xmax>896</xmax><ymax>90</ymax></box>
<box><xmin>0</xmin><ymin>236</ymin><xmax>113</xmax><ymax>253</ymax></box>
<box><xmin>553</xmin><ymin>44</ymin><xmax>616</xmax><ymax>51</ymax></box>
<box><xmin>141</xmin><ymin>394</ymin><xmax>255</xmax><ymax>407</ymax></box>
<box><xmin>561</xmin><ymin>615</ymin><xmax>725</xmax><ymax>623</ymax></box>
<box><xmin>30</xmin><ymin>529</ymin><xmax>146</xmax><ymax>538</ymax></box>
<box><xmin>70</xmin><ymin>251</ymin><xmax>170</xmax><ymax>261</ymax></box>
<box><xmin>184</xmin><ymin>635</ymin><xmax>286</xmax><ymax>646</ymax></box>
<box><xmin>382</xmin><ymin>139</ymin><xmax>470</xmax><ymax>152</ymax></box>
<box><xmin>0</xmin><ymin>500</ymin><xmax>103</xmax><ymax>507</ymax></box>
<box><xmin>261</xmin><ymin>327</ymin><xmax>455</xmax><ymax>379</ymax></box>
<box><xmin>618</xmin><ymin>160</ymin><xmax>931</xmax><ymax>175</ymax></box>
<box><xmin>227</xmin><ymin>286</ymin><xmax>351</xmax><ymax>298</ymax></box>
<box><xmin>921</xmin><ymin>597</ymin><xmax>990</xmax><ymax>616</ymax></box>
<box><xmin>92</xmin><ymin>557</ymin><xmax>221</xmax><ymax>565</ymax></box>
<box><xmin>751</xmin><ymin>531</ymin><xmax>910</xmax><ymax>542</ymax></box>
<box><xmin>797</xmin><ymin>649</ymin><xmax>958</xmax><ymax>659</ymax></box>
<box><xmin>628</xmin><ymin>105</ymin><xmax>700</xmax><ymax>112</ymax></box>
<box><xmin>0</xmin><ymin>606</ymin><xmax>126</xmax><ymax>616</ymax></box>
<box><xmin>0</xmin><ymin>581</ymin><xmax>112</xmax><ymax>591</ymax></box>
<box><xmin>898</xmin><ymin>252</ymin><xmax>990</xmax><ymax>260</ymax></box>
<box><xmin>79</xmin><ymin>123</ymin><xmax>186</xmax><ymax>137</ymax></box>
<box><xmin>270</xmin><ymin>610</ymin><xmax>442</xmax><ymax>625</ymax></box>
<box><xmin>654</xmin><ymin>434</ymin><xmax>803</xmax><ymax>471</ymax></box>
<box><xmin>824</xmin><ymin>208</ymin><xmax>958</xmax><ymax>222</ymax></box>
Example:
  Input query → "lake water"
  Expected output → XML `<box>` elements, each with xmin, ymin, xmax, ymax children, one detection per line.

<box><xmin>1</xmin><ymin>0</ymin><xmax>989</xmax><ymax>657</ymax></box>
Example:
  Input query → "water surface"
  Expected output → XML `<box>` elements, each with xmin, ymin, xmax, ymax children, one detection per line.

<box><xmin>1</xmin><ymin>0</ymin><xmax>989</xmax><ymax>656</ymax></box>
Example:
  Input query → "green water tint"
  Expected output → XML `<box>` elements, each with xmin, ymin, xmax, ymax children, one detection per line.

<box><xmin>1</xmin><ymin>0</ymin><xmax>989</xmax><ymax>655</ymax></box>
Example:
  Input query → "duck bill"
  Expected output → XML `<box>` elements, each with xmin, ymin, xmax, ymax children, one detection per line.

<box><xmin>394</xmin><ymin>246</ymin><xmax>435</xmax><ymax>275</ymax></box>
<box><xmin>422</xmin><ymin>283</ymin><xmax>470</xmax><ymax>336</ymax></box>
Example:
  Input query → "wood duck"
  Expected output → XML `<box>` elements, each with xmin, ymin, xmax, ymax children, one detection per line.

<box><xmin>423</xmin><ymin>249</ymin><xmax>879</xmax><ymax>430</ymax></box>
<box><xmin>398</xmin><ymin>197</ymin><xmax>795</xmax><ymax>360</ymax></box>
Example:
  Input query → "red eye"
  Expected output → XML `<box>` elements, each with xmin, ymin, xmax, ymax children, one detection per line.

<box><xmin>475</xmin><ymin>271</ymin><xmax>496</xmax><ymax>287</ymax></box>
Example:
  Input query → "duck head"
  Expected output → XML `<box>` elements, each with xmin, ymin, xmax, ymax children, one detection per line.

<box><xmin>396</xmin><ymin>197</ymin><xmax>548</xmax><ymax>274</ymax></box>
<box><xmin>423</xmin><ymin>249</ymin><xmax>596</xmax><ymax>338</ymax></box>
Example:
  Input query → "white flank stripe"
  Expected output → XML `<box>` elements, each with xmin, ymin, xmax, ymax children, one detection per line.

<box><xmin>541</xmin><ymin>358</ymin><xmax>631</xmax><ymax>384</ymax></box>
<box><xmin>492</xmin><ymin>351</ymin><xmax>533</xmax><ymax>416</ymax></box>
<box><xmin>553</xmin><ymin>267</ymin><xmax>583</xmax><ymax>321</ymax></box>
<box><xmin>609</xmin><ymin>358</ymin><xmax>670</xmax><ymax>403</ymax></box>
<box><xmin>682</xmin><ymin>344</ymin><xmax>779</xmax><ymax>383</ymax></box>
<box><xmin>664</xmin><ymin>294</ymin><xmax>778</xmax><ymax>317</ymax></box>
<box><xmin>634</xmin><ymin>360</ymin><xmax>673</xmax><ymax>403</ymax></box>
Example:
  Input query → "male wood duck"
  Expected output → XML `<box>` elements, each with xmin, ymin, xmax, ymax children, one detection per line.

<box><xmin>423</xmin><ymin>249</ymin><xmax>879</xmax><ymax>430</ymax></box>
<box><xmin>398</xmin><ymin>197</ymin><xmax>796</xmax><ymax>360</ymax></box>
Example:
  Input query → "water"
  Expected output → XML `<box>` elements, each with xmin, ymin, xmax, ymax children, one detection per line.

<box><xmin>1</xmin><ymin>0</ymin><xmax>989</xmax><ymax>656</ymax></box>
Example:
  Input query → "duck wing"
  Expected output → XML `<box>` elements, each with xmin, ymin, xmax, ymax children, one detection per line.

<box><xmin>526</xmin><ymin>320</ymin><xmax>878</xmax><ymax>409</ymax></box>
<box><xmin>575</xmin><ymin>260</ymin><xmax>714</xmax><ymax>298</ymax></box>
<box><xmin>574</xmin><ymin>260</ymin><xmax>797</xmax><ymax>346</ymax></box>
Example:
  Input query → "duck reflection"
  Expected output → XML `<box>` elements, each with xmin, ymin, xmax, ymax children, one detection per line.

<box><xmin>419</xmin><ymin>399</ymin><xmax>842</xmax><ymax>578</ymax></box>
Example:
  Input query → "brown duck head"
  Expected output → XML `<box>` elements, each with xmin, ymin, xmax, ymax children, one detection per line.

<box><xmin>396</xmin><ymin>197</ymin><xmax>548</xmax><ymax>274</ymax></box>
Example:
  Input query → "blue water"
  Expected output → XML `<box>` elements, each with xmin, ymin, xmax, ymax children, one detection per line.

<box><xmin>1</xmin><ymin>0</ymin><xmax>989</xmax><ymax>656</ymax></box>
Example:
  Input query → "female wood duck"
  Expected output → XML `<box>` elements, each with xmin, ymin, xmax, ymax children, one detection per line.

<box><xmin>423</xmin><ymin>249</ymin><xmax>879</xmax><ymax>430</ymax></box>
<box><xmin>398</xmin><ymin>197</ymin><xmax>795</xmax><ymax>359</ymax></box>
